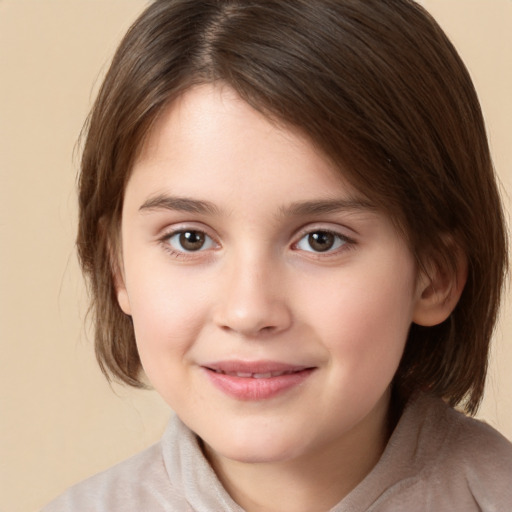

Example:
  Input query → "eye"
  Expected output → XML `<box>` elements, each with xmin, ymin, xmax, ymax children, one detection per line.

<box><xmin>166</xmin><ymin>230</ymin><xmax>216</xmax><ymax>253</ymax></box>
<box><xmin>295</xmin><ymin>230</ymin><xmax>347</xmax><ymax>253</ymax></box>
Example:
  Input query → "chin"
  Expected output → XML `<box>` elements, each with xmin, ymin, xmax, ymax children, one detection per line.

<box><xmin>204</xmin><ymin>428</ymin><xmax>307</xmax><ymax>465</ymax></box>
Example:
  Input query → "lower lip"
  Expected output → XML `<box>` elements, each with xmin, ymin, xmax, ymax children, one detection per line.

<box><xmin>202</xmin><ymin>368</ymin><xmax>314</xmax><ymax>401</ymax></box>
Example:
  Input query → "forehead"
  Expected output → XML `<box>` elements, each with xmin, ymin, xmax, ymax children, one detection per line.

<box><xmin>129</xmin><ymin>84</ymin><xmax>360</xmax><ymax>205</ymax></box>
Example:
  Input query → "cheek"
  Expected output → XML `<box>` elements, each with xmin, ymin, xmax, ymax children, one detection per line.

<box><xmin>125</xmin><ymin>267</ymin><xmax>210</xmax><ymax>368</ymax></box>
<box><xmin>128</xmin><ymin>273</ymin><xmax>212</xmax><ymax>409</ymax></box>
<box><xmin>301</xmin><ymin>260</ymin><xmax>416</xmax><ymax>378</ymax></box>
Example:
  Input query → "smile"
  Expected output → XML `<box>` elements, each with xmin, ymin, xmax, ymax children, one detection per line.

<box><xmin>210</xmin><ymin>369</ymin><xmax>306</xmax><ymax>378</ymax></box>
<box><xmin>201</xmin><ymin>361</ymin><xmax>315</xmax><ymax>401</ymax></box>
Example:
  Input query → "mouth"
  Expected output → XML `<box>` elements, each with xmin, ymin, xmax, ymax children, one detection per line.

<box><xmin>201</xmin><ymin>361</ymin><xmax>315</xmax><ymax>401</ymax></box>
<box><xmin>207</xmin><ymin>368</ymin><xmax>309</xmax><ymax>379</ymax></box>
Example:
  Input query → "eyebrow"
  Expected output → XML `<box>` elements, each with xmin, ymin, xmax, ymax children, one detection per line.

<box><xmin>138</xmin><ymin>194</ymin><xmax>375</xmax><ymax>217</ymax></box>
<box><xmin>139</xmin><ymin>195</ymin><xmax>220</xmax><ymax>215</ymax></box>
<box><xmin>280</xmin><ymin>198</ymin><xmax>376</xmax><ymax>217</ymax></box>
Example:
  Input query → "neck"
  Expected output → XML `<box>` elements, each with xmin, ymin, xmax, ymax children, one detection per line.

<box><xmin>204</xmin><ymin>393</ymin><xmax>391</xmax><ymax>512</ymax></box>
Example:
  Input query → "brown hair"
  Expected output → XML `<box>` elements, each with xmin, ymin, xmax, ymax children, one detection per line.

<box><xmin>77</xmin><ymin>0</ymin><xmax>507</xmax><ymax>413</ymax></box>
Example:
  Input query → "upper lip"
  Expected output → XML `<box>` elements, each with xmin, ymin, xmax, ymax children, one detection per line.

<box><xmin>202</xmin><ymin>360</ymin><xmax>313</xmax><ymax>377</ymax></box>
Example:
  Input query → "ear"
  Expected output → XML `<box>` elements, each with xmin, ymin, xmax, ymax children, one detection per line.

<box><xmin>412</xmin><ymin>246</ymin><xmax>467</xmax><ymax>327</ymax></box>
<box><xmin>113</xmin><ymin>264</ymin><xmax>132</xmax><ymax>316</ymax></box>
<box><xmin>109</xmin><ymin>239</ymin><xmax>132</xmax><ymax>316</ymax></box>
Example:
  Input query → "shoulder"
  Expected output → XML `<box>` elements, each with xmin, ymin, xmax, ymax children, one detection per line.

<box><xmin>411</xmin><ymin>394</ymin><xmax>512</xmax><ymax>509</ymax></box>
<box><xmin>41</xmin><ymin>441</ymin><xmax>187</xmax><ymax>512</ymax></box>
<box><xmin>41</xmin><ymin>414</ymin><xmax>240</xmax><ymax>512</ymax></box>
<box><xmin>356</xmin><ymin>394</ymin><xmax>512</xmax><ymax>512</ymax></box>
<box><xmin>439</xmin><ymin>401</ymin><xmax>512</xmax><ymax>506</ymax></box>
<box><xmin>428</xmin><ymin>396</ymin><xmax>512</xmax><ymax>467</ymax></box>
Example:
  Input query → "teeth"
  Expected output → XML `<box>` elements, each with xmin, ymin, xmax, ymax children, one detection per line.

<box><xmin>235</xmin><ymin>371</ymin><xmax>291</xmax><ymax>378</ymax></box>
<box><xmin>210</xmin><ymin>368</ymin><xmax>306</xmax><ymax>378</ymax></box>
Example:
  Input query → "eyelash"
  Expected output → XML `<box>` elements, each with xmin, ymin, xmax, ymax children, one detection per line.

<box><xmin>158</xmin><ymin>226</ymin><xmax>356</xmax><ymax>260</ymax></box>
<box><xmin>158</xmin><ymin>228</ymin><xmax>219</xmax><ymax>259</ymax></box>
<box><xmin>292</xmin><ymin>228</ymin><xmax>355</xmax><ymax>257</ymax></box>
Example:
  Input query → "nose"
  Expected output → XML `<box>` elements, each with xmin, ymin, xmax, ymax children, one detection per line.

<box><xmin>213</xmin><ymin>254</ymin><xmax>292</xmax><ymax>337</ymax></box>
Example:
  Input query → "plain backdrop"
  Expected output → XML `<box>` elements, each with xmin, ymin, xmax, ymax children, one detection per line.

<box><xmin>0</xmin><ymin>1</ymin><xmax>510</xmax><ymax>511</ymax></box>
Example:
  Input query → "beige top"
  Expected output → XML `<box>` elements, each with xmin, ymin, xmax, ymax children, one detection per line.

<box><xmin>42</xmin><ymin>393</ymin><xmax>512</xmax><ymax>511</ymax></box>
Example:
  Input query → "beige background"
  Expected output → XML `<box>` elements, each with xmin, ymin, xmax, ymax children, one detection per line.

<box><xmin>0</xmin><ymin>1</ymin><xmax>510</xmax><ymax>511</ymax></box>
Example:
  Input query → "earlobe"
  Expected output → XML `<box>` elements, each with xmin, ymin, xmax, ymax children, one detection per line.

<box><xmin>113</xmin><ymin>261</ymin><xmax>132</xmax><ymax>315</ymax></box>
<box><xmin>116</xmin><ymin>284</ymin><xmax>132</xmax><ymax>316</ymax></box>
<box><xmin>109</xmin><ymin>241</ymin><xmax>132</xmax><ymax>316</ymax></box>
<box><xmin>412</xmin><ymin>249</ymin><xmax>467</xmax><ymax>327</ymax></box>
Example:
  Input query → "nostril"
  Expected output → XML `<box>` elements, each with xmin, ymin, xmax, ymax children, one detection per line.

<box><xmin>212</xmin><ymin>294</ymin><xmax>292</xmax><ymax>336</ymax></box>
<box><xmin>219</xmin><ymin>323</ymin><xmax>277</xmax><ymax>335</ymax></box>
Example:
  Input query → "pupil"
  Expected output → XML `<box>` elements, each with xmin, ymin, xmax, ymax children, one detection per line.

<box><xmin>309</xmin><ymin>232</ymin><xmax>334</xmax><ymax>252</ymax></box>
<box><xmin>180</xmin><ymin>231</ymin><xmax>205</xmax><ymax>251</ymax></box>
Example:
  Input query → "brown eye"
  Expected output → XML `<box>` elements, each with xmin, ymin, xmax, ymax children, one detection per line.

<box><xmin>296</xmin><ymin>230</ymin><xmax>347</xmax><ymax>253</ymax></box>
<box><xmin>179</xmin><ymin>231</ymin><xmax>206</xmax><ymax>251</ymax></box>
<box><xmin>308</xmin><ymin>232</ymin><xmax>335</xmax><ymax>252</ymax></box>
<box><xmin>166</xmin><ymin>230</ymin><xmax>215</xmax><ymax>253</ymax></box>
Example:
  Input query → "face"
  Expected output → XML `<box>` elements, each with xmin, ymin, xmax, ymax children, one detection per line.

<box><xmin>117</xmin><ymin>84</ymin><xmax>427</xmax><ymax>467</ymax></box>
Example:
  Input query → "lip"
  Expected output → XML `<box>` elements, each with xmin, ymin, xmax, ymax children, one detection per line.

<box><xmin>201</xmin><ymin>360</ymin><xmax>315</xmax><ymax>401</ymax></box>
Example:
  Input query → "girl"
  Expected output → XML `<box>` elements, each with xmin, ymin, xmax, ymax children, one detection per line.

<box><xmin>44</xmin><ymin>0</ymin><xmax>511</xmax><ymax>510</ymax></box>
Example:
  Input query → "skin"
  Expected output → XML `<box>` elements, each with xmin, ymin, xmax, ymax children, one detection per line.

<box><xmin>116</xmin><ymin>84</ymin><xmax>457</xmax><ymax>512</ymax></box>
